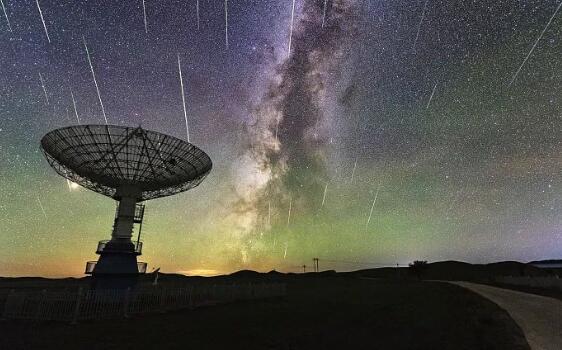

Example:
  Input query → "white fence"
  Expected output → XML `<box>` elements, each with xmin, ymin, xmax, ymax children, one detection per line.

<box><xmin>496</xmin><ymin>276</ymin><xmax>562</xmax><ymax>291</ymax></box>
<box><xmin>1</xmin><ymin>282</ymin><xmax>286</xmax><ymax>323</ymax></box>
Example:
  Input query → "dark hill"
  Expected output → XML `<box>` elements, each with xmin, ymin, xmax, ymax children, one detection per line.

<box><xmin>228</xmin><ymin>270</ymin><xmax>263</xmax><ymax>278</ymax></box>
<box><xmin>529</xmin><ymin>259</ymin><xmax>562</xmax><ymax>264</ymax></box>
<box><xmin>354</xmin><ymin>260</ymin><xmax>551</xmax><ymax>282</ymax></box>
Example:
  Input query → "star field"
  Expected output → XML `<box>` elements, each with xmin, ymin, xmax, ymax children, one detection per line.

<box><xmin>0</xmin><ymin>0</ymin><xmax>560</xmax><ymax>277</ymax></box>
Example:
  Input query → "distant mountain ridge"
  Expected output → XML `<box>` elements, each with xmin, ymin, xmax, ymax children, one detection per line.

<box><xmin>0</xmin><ymin>260</ymin><xmax>560</xmax><ymax>286</ymax></box>
<box><xmin>528</xmin><ymin>259</ymin><xmax>562</xmax><ymax>264</ymax></box>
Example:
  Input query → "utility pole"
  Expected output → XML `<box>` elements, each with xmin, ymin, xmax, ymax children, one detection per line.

<box><xmin>313</xmin><ymin>258</ymin><xmax>319</xmax><ymax>272</ymax></box>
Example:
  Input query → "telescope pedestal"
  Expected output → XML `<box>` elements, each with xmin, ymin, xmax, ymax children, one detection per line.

<box><xmin>93</xmin><ymin>241</ymin><xmax>139</xmax><ymax>274</ymax></box>
<box><xmin>90</xmin><ymin>188</ymin><xmax>146</xmax><ymax>289</ymax></box>
<box><xmin>91</xmin><ymin>242</ymin><xmax>142</xmax><ymax>289</ymax></box>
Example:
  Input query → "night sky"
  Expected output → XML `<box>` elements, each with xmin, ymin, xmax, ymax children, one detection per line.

<box><xmin>0</xmin><ymin>0</ymin><xmax>560</xmax><ymax>277</ymax></box>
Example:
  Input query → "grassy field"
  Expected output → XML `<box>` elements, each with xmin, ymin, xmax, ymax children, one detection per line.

<box><xmin>0</xmin><ymin>276</ymin><xmax>530</xmax><ymax>350</ymax></box>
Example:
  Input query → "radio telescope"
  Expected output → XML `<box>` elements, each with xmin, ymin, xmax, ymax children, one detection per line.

<box><xmin>41</xmin><ymin>125</ymin><xmax>212</xmax><ymax>285</ymax></box>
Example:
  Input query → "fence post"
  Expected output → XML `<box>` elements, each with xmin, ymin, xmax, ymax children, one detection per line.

<box><xmin>71</xmin><ymin>287</ymin><xmax>83</xmax><ymax>325</ymax></box>
<box><xmin>35</xmin><ymin>289</ymin><xmax>46</xmax><ymax>320</ymax></box>
<box><xmin>188</xmin><ymin>286</ymin><xmax>194</xmax><ymax>310</ymax></box>
<box><xmin>1</xmin><ymin>289</ymin><xmax>15</xmax><ymax>321</ymax></box>
<box><xmin>159</xmin><ymin>288</ymin><xmax>166</xmax><ymax>313</ymax></box>
<box><xmin>123</xmin><ymin>287</ymin><xmax>131</xmax><ymax>318</ymax></box>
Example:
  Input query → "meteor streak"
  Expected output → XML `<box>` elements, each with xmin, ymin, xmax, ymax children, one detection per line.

<box><xmin>224</xmin><ymin>0</ymin><xmax>228</xmax><ymax>49</ymax></box>
<box><xmin>36</xmin><ymin>197</ymin><xmax>47</xmax><ymax>219</ymax></box>
<box><xmin>426</xmin><ymin>82</ymin><xmax>437</xmax><ymax>109</ymax></box>
<box><xmin>287</xmin><ymin>197</ymin><xmax>292</xmax><ymax>225</ymax></box>
<box><xmin>321</xmin><ymin>182</ymin><xmax>328</xmax><ymax>207</ymax></box>
<box><xmin>412</xmin><ymin>0</ymin><xmax>428</xmax><ymax>51</ymax></box>
<box><xmin>38</xmin><ymin>72</ymin><xmax>49</xmax><ymax>105</ymax></box>
<box><xmin>196</xmin><ymin>0</ymin><xmax>200</xmax><ymax>31</ymax></box>
<box><xmin>70</xmin><ymin>89</ymin><xmax>81</xmax><ymax>124</ymax></box>
<box><xmin>83</xmin><ymin>36</ymin><xmax>108</xmax><ymax>124</ymax></box>
<box><xmin>350</xmin><ymin>157</ymin><xmax>357</xmax><ymax>183</ymax></box>
<box><xmin>287</xmin><ymin>0</ymin><xmax>296</xmax><ymax>58</ymax></box>
<box><xmin>366</xmin><ymin>182</ymin><xmax>382</xmax><ymax>228</ymax></box>
<box><xmin>509</xmin><ymin>1</ymin><xmax>562</xmax><ymax>87</ymax></box>
<box><xmin>322</xmin><ymin>0</ymin><xmax>328</xmax><ymax>28</ymax></box>
<box><xmin>177</xmin><ymin>54</ymin><xmax>190</xmax><ymax>142</ymax></box>
<box><xmin>1</xmin><ymin>0</ymin><xmax>12</xmax><ymax>32</ymax></box>
<box><xmin>275</xmin><ymin>118</ymin><xmax>280</xmax><ymax>143</ymax></box>
<box><xmin>268</xmin><ymin>200</ymin><xmax>271</xmax><ymax>227</ymax></box>
<box><xmin>36</xmin><ymin>0</ymin><xmax>50</xmax><ymax>43</ymax></box>
<box><xmin>142</xmin><ymin>0</ymin><xmax>148</xmax><ymax>33</ymax></box>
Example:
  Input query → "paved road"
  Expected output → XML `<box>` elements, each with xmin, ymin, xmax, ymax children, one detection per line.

<box><xmin>450</xmin><ymin>282</ymin><xmax>562</xmax><ymax>350</ymax></box>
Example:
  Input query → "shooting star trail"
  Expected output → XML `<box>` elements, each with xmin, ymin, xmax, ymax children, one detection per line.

<box><xmin>412</xmin><ymin>0</ymin><xmax>428</xmax><ymax>51</ymax></box>
<box><xmin>350</xmin><ymin>156</ymin><xmax>358</xmax><ymax>183</ymax></box>
<box><xmin>36</xmin><ymin>0</ymin><xmax>50</xmax><ymax>43</ymax></box>
<box><xmin>366</xmin><ymin>182</ymin><xmax>382</xmax><ymax>228</ymax></box>
<box><xmin>321</xmin><ymin>0</ymin><xmax>328</xmax><ymax>28</ymax></box>
<box><xmin>83</xmin><ymin>36</ymin><xmax>108</xmax><ymax>124</ymax></box>
<box><xmin>70</xmin><ymin>89</ymin><xmax>81</xmax><ymax>124</ymax></box>
<box><xmin>287</xmin><ymin>197</ymin><xmax>292</xmax><ymax>225</ymax></box>
<box><xmin>321</xmin><ymin>182</ymin><xmax>328</xmax><ymax>207</ymax></box>
<box><xmin>426</xmin><ymin>82</ymin><xmax>437</xmax><ymax>109</ymax></box>
<box><xmin>1</xmin><ymin>0</ymin><xmax>12</xmax><ymax>32</ymax></box>
<box><xmin>177</xmin><ymin>54</ymin><xmax>190</xmax><ymax>142</ymax></box>
<box><xmin>287</xmin><ymin>0</ymin><xmax>296</xmax><ymax>58</ymax></box>
<box><xmin>196</xmin><ymin>0</ymin><xmax>200</xmax><ymax>31</ymax></box>
<box><xmin>509</xmin><ymin>1</ymin><xmax>562</xmax><ymax>87</ymax></box>
<box><xmin>142</xmin><ymin>0</ymin><xmax>148</xmax><ymax>33</ymax></box>
<box><xmin>268</xmin><ymin>200</ymin><xmax>271</xmax><ymax>227</ymax></box>
<box><xmin>224</xmin><ymin>0</ymin><xmax>228</xmax><ymax>49</ymax></box>
<box><xmin>38</xmin><ymin>72</ymin><xmax>49</xmax><ymax>105</ymax></box>
<box><xmin>64</xmin><ymin>107</ymin><xmax>71</xmax><ymax>124</ymax></box>
<box><xmin>36</xmin><ymin>197</ymin><xmax>47</xmax><ymax>219</ymax></box>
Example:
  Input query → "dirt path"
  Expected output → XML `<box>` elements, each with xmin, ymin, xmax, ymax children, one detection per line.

<box><xmin>450</xmin><ymin>282</ymin><xmax>562</xmax><ymax>350</ymax></box>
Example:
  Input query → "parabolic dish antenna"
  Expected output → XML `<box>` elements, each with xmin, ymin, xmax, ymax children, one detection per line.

<box><xmin>41</xmin><ymin>124</ymin><xmax>212</xmax><ymax>200</ymax></box>
<box><xmin>41</xmin><ymin>125</ymin><xmax>212</xmax><ymax>287</ymax></box>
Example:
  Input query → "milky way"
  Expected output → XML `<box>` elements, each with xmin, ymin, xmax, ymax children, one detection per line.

<box><xmin>229</xmin><ymin>0</ymin><xmax>359</xmax><ymax>253</ymax></box>
<box><xmin>0</xmin><ymin>0</ymin><xmax>560</xmax><ymax>277</ymax></box>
